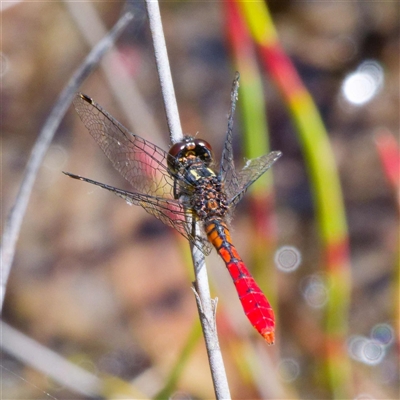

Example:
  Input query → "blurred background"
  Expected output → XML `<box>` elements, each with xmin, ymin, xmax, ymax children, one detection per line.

<box><xmin>1</xmin><ymin>1</ymin><xmax>398</xmax><ymax>399</ymax></box>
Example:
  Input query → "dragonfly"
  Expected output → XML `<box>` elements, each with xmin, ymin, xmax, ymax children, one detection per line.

<box><xmin>64</xmin><ymin>73</ymin><xmax>281</xmax><ymax>344</ymax></box>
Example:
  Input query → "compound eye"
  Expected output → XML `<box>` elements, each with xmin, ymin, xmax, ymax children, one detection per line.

<box><xmin>193</xmin><ymin>139</ymin><xmax>212</xmax><ymax>152</ymax></box>
<box><xmin>168</xmin><ymin>141</ymin><xmax>187</xmax><ymax>158</ymax></box>
<box><xmin>192</xmin><ymin>139</ymin><xmax>213</xmax><ymax>165</ymax></box>
<box><xmin>167</xmin><ymin>141</ymin><xmax>187</xmax><ymax>173</ymax></box>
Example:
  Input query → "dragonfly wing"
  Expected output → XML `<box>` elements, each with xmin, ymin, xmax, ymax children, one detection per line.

<box><xmin>63</xmin><ymin>172</ymin><xmax>212</xmax><ymax>255</ymax></box>
<box><xmin>134</xmin><ymin>194</ymin><xmax>212</xmax><ymax>255</ymax></box>
<box><xmin>73</xmin><ymin>94</ymin><xmax>175</xmax><ymax>198</ymax></box>
<box><xmin>228</xmin><ymin>151</ymin><xmax>282</xmax><ymax>208</ymax></box>
<box><xmin>219</xmin><ymin>73</ymin><xmax>240</xmax><ymax>199</ymax></box>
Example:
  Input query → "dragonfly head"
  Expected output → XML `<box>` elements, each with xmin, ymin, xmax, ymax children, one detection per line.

<box><xmin>168</xmin><ymin>136</ymin><xmax>213</xmax><ymax>173</ymax></box>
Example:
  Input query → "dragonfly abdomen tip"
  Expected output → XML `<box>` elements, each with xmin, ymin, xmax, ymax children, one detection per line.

<box><xmin>262</xmin><ymin>331</ymin><xmax>275</xmax><ymax>345</ymax></box>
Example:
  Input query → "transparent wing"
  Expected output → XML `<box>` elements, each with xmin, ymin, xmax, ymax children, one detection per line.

<box><xmin>228</xmin><ymin>151</ymin><xmax>282</xmax><ymax>208</ymax></box>
<box><xmin>219</xmin><ymin>72</ymin><xmax>240</xmax><ymax>199</ymax></box>
<box><xmin>73</xmin><ymin>93</ymin><xmax>176</xmax><ymax>198</ymax></box>
<box><xmin>63</xmin><ymin>172</ymin><xmax>213</xmax><ymax>255</ymax></box>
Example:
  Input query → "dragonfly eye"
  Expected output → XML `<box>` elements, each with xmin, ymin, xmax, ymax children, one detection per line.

<box><xmin>192</xmin><ymin>139</ymin><xmax>213</xmax><ymax>165</ymax></box>
<box><xmin>193</xmin><ymin>139</ymin><xmax>212</xmax><ymax>152</ymax></box>
<box><xmin>168</xmin><ymin>137</ymin><xmax>213</xmax><ymax>172</ymax></box>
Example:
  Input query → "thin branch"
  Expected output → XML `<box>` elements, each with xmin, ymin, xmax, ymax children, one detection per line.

<box><xmin>1</xmin><ymin>321</ymin><xmax>102</xmax><ymax>396</ymax></box>
<box><xmin>0</xmin><ymin>12</ymin><xmax>133</xmax><ymax>311</ymax></box>
<box><xmin>1</xmin><ymin>320</ymin><xmax>149</xmax><ymax>398</ymax></box>
<box><xmin>145</xmin><ymin>0</ymin><xmax>183</xmax><ymax>144</ymax></box>
<box><xmin>144</xmin><ymin>1</ymin><xmax>231</xmax><ymax>398</ymax></box>
<box><xmin>191</xmin><ymin>243</ymin><xmax>231</xmax><ymax>399</ymax></box>
<box><xmin>65</xmin><ymin>1</ymin><xmax>163</xmax><ymax>145</ymax></box>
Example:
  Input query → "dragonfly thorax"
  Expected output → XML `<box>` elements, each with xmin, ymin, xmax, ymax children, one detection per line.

<box><xmin>191</xmin><ymin>175</ymin><xmax>228</xmax><ymax>222</ymax></box>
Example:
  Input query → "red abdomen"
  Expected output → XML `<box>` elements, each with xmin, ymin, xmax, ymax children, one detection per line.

<box><xmin>205</xmin><ymin>221</ymin><xmax>275</xmax><ymax>344</ymax></box>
